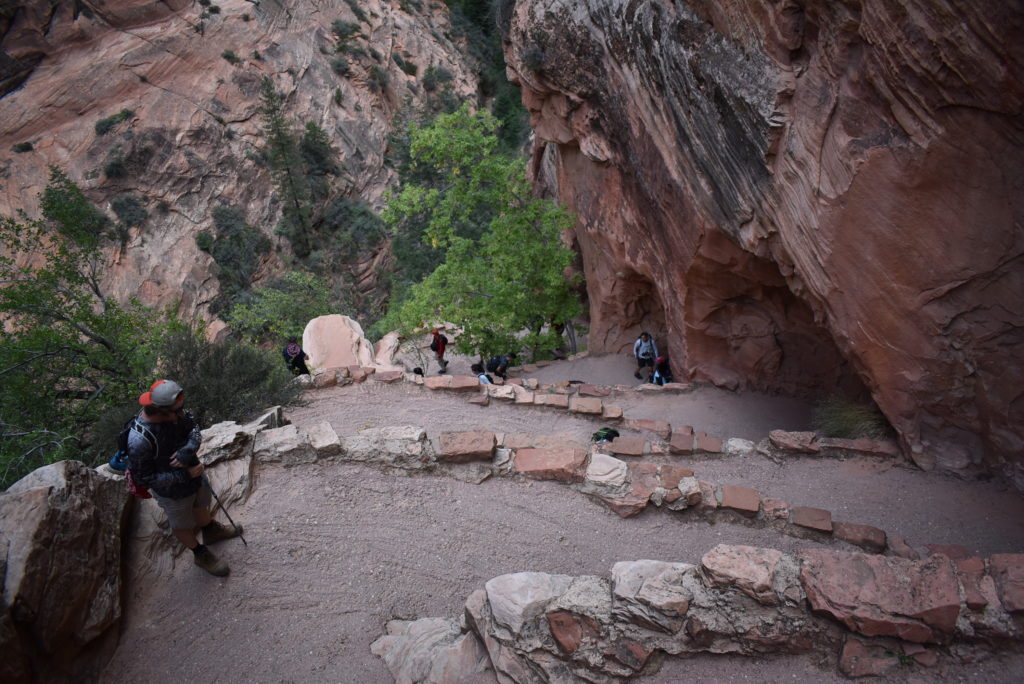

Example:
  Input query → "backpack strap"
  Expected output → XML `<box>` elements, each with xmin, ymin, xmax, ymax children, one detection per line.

<box><xmin>129</xmin><ymin>418</ymin><xmax>159</xmax><ymax>458</ymax></box>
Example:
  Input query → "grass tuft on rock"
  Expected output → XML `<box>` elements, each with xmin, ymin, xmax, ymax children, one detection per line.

<box><xmin>812</xmin><ymin>396</ymin><xmax>891</xmax><ymax>440</ymax></box>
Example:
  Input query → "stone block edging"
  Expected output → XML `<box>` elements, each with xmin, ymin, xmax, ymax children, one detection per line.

<box><xmin>372</xmin><ymin>545</ymin><xmax>1024</xmax><ymax>681</ymax></box>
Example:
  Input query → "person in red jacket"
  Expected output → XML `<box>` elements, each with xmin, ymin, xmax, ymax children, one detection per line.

<box><xmin>429</xmin><ymin>329</ymin><xmax>449</xmax><ymax>373</ymax></box>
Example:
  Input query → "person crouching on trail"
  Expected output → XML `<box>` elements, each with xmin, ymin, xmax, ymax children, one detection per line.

<box><xmin>652</xmin><ymin>355</ymin><xmax>674</xmax><ymax>386</ymax></box>
<box><xmin>633</xmin><ymin>332</ymin><xmax>658</xmax><ymax>381</ymax></box>
<box><xmin>126</xmin><ymin>380</ymin><xmax>243</xmax><ymax>576</ymax></box>
<box><xmin>283</xmin><ymin>338</ymin><xmax>310</xmax><ymax>375</ymax></box>
<box><xmin>486</xmin><ymin>352</ymin><xmax>516</xmax><ymax>380</ymax></box>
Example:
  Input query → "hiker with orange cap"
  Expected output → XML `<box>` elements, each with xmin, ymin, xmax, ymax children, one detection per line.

<box><xmin>126</xmin><ymin>380</ymin><xmax>242</xmax><ymax>576</ymax></box>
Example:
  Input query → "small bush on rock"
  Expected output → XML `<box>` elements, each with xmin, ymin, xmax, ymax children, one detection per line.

<box><xmin>331</xmin><ymin>56</ymin><xmax>351</xmax><ymax>76</ymax></box>
<box><xmin>111</xmin><ymin>194</ymin><xmax>147</xmax><ymax>228</ymax></box>
<box><xmin>103</xmin><ymin>150</ymin><xmax>127</xmax><ymax>178</ymax></box>
<box><xmin>421</xmin><ymin>65</ymin><xmax>452</xmax><ymax>92</ymax></box>
<box><xmin>368</xmin><ymin>65</ymin><xmax>389</xmax><ymax>92</ymax></box>
<box><xmin>95</xmin><ymin>109</ymin><xmax>134</xmax><ymax>136</ymax></box>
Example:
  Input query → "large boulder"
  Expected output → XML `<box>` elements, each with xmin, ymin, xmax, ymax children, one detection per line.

<box><xmin>303</xmin><ymin>315</ymin><xmax>376</xmax><ymax>371</ymax></box>
<box><xmin>373</xmin><ymin>331</ymin><xmax>404</xmax><ymax>369</ymax></box>
<box><xmin>0</xmin><ymin>460</ymin><xmax>130</xmax><ymax>681</ymax></box>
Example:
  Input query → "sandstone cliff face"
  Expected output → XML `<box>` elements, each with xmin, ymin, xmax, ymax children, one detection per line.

<box><xmin>0</xmin><ymin>0</ymin><xmax>479</xmax><ymax>323</ymax></box>
<box><xmin>506</xmin><ymin>0</ymin><xmax>1024</xmax><ymax>482</ymax></box>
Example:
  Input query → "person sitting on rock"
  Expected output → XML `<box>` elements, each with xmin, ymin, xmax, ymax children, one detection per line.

<box><xmin>472</xmin><ymin>363</ymin><xmax>493</xmax><ymax>384</ymax></box>
<box><xmin>282</xmin><ymin>338</ymin><xmax>310</xmax><ymax>375</ymax></box>
<box><xmin>486</xmin><ymin>352</ymin><xmax>516</xmax><ymax>380</ymax></box>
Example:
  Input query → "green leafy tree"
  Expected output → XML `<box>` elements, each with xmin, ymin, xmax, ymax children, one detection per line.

<box><xmin>0</xmin><ymin>179</ymin><xmax>171</xmax><ymax>487</ymax></box>
<box><xmin>40</xmin><ymin>166</ymin><xmax>111</xmax><ymax>245</ymax></box>
<box><xmin>226</xmin><ymin>271</ymin><xmax>335</xmax><ymax>344</ymax></box>
<box><xmin>259</xmin><ymin>77</ymin><xmax>312</xmax><ymax>257</ymax></box>
<box><xmin>384</xmin><ymin>104</ymin><xmax>506</xmax><ymax>291</ymax></box>
<box><xmin>197</xmin><ymin>206</ymin><xmax>271</xmax><ymax>309</ymax></box>
<box><xmin>379</xmin><ymin>104</ymin><xmax>581</xmax><ymax>359</ymax></box>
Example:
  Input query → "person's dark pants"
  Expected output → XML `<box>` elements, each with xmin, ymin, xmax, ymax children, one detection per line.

<box><xmin>289</xmin><ymin>359</ymin><xmax>309</xmax><ymax>375</ymax></box>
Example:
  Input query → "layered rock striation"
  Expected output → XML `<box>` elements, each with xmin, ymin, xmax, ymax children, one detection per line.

<box><xmin>0</xmin><ymin>0</ymin><xmax>479</xmax><ymax>321</ymax></box>
<box><xmin>504</xmin><ymin>1</ymin><xmax>1024</xmax><ymax>482</ymax></box>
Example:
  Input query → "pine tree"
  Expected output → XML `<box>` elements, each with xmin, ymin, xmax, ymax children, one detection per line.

<box><xmin>259</xmin><ymin>77</ymin><xmax>312</xmax><ymax>257</ymax></box>
<box><xmin>300</xmin><ymin>121</ymin><xmax>339</xmax><ymax>202</ymax></box>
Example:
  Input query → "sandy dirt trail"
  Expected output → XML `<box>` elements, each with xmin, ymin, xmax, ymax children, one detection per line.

<box><xmin>101</xmin><ymin>356</ymin><xmax>1024</xmax><ymax>683</ymax></box>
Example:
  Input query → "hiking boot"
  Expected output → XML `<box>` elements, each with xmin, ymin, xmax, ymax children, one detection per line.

<box><xmin>203</xmin><ymin>520</ymin><xmax>243</xmax><ymax>545</ymax></box>
<box><xmin>194</xmin><ymin>546</ymin><xmax>230</xmax><ymax>576</ymax></box>
<box><xmin>634</xmin><ymin>371</ymin><xmax>642</xmax><ymax>379</ymax></box>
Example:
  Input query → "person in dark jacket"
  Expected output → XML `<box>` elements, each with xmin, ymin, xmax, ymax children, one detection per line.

<box><xmin>282</xmin><ymin>338</ymin><xmax>310</xmax><ymax>375</ymax></box>
<box><xmin>126</xmin><ymin>380</ymin><xmax>242</xmax><ymax>576</ymax></box>
<box><xmin>486</xmin><ymin>352</ymin><xmax>517</xmax><ymax>380</ymax></box>
<box><xmin>652</xmin><ymin>355</ymin><xmax>674</xmax><ymax>386</ymax></box>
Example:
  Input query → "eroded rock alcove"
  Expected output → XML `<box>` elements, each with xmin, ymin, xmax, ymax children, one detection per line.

<box><xmin>505</xmin><ymin>0</ymin><xmax>1024</xmax><ymax>485</ymax></box>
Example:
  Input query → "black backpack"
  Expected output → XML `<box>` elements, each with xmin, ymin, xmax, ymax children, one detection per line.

<box><xmin>430</xmin><ymin>334</ymin><xmax>447</xmax><ymax>352</ymax></box>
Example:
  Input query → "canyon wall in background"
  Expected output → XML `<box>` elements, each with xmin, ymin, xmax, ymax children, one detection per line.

<box><xmin>0</xmin><ymin>0</ymin><xmax>480</xmax><ymax>332</ymax></box>
<box><xmin>504</xmin><ymin>0</ymin><xmax>1024</xmax><ymax>483</ymax></box>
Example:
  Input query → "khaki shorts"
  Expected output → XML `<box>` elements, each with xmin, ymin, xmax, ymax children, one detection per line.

<box><xmin>152</xmin><ymin>485</ymin><xmax>212</xmax><ymax>531</ymax></box>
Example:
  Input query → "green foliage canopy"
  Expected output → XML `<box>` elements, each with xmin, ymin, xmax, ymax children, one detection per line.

<box><xmin>379</xmin><ymin>104</ymin><xmax>581</xmax><ymax>359</ymax></box>
<box><xmin>196</xmin><ymin>205</ymin><xmax>271</xmax><ymax>310</ymax></box>
<box><xmin>1</xmin><ymin>171</ymin><xmax>303</xmax><ymax>489</ymax></box>
<box><xmin>0</xmin><ymin>184</ymin><xmax>169</xmax><ymax>487</ymax></box>
<box><xmin>226</xmin><ymin>271</ymin><xmax>334</xmax><ymax>344</ymax></box>
<box><xmin>156</xmin><ymin>330</ymin><xmax>301</xmax><ymax>427</ymax></box>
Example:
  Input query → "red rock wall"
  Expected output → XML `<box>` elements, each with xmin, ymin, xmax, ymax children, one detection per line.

<box><xmin>0</xmin><ymin>0</ymin><xmax>480</xmax><ymax>326</ymax></box>
<box><xmin>507</xmin><ymin>0</ymin><xmax>1024</xmax><ymax>483</ymax></box>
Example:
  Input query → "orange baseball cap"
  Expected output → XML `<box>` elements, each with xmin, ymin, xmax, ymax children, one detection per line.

<box><xmin>138</xmin><ymin>379</ymin><xmax>184</xmax><ymax>407</ymax></box>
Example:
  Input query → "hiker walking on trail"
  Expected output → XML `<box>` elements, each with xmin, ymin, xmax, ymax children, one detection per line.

<box><xmin>282</xmin><ymin>338</ymin><xmax>310</xmax><ymax>376</ymax></box>
<box><xmin>126</xmin><ymin>380</ymin><xmax>243</xmax><ymax>577</ymax></box>
<box><xmin>486</xmin><ymin>352</ymin><xmax>516</xmax><ymax>380</ymax></box>
<box><xmin>428</xmin><ymin>329</ymin><xmax>449</xmax><ymax>373</ymax></box>
<box><xmin>633</xmin><ymin>332</ymin><xmax>658</xmax><ymax>381</ymax></box>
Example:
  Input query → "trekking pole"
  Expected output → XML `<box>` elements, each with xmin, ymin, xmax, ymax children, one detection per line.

<box><xmin>204</xmin><ymin>475</ymin><xmax>248</xmax><ymax>546</ymax></box>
